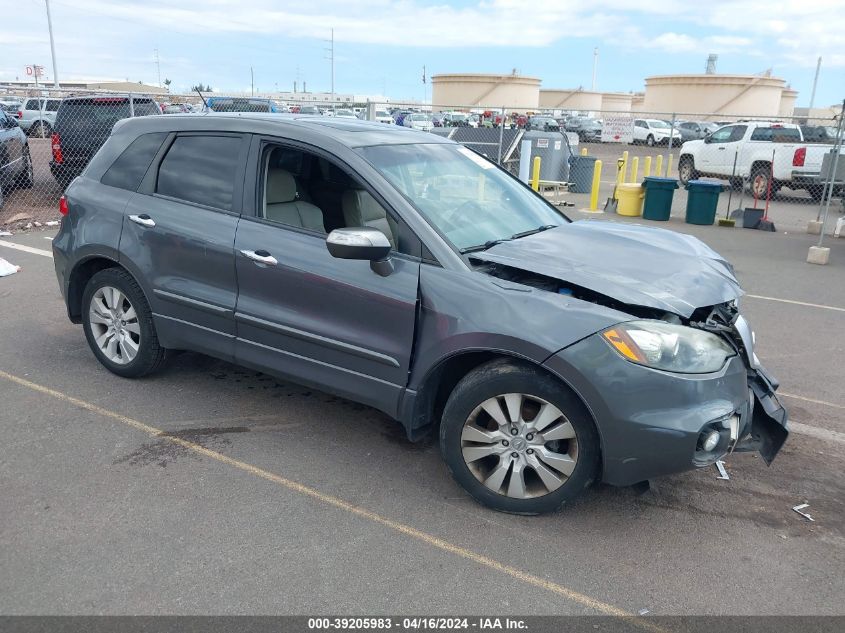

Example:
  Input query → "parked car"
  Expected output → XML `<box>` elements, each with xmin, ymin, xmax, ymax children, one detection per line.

<box><xmin>333</xmin><ymin>109</ymin><xmax>358</xmax><ymax>119</ymax></box>
<box><xmin>442</xmin><ymin>112</ymin><xmax>469</xmax><ymax>127</ymax></box>
<box><xmin>566</xmin><ymin>117</ymin><xmax>602</xmax><ymax>142</ymax></box>
<box><xmin>674</xmin><ymin>121</ymin><xmax>718</xmax><ymax>143</ymax></box>
<box><xmin>525</xmin><ymin>116</ymin><xmax>560</xmax><ymax>132</ymax></box>
<box><xmin>204</xmin><ymin>97</ymin><xmax>281</xmax><ymax>113</ymax></box>
<box><xmin>162</xmin><ymin>103</ymin><xmax>190</xmax><ymax>114</ymax></box>
<box><xmin>403</xmin><ymin>113</ymin><xmax>433</xmax><ymax>131</ymax></box>
<box><xmin>430</xmin><ymin>112</ymin><xmax>446</xmax><ymax>127</ymax></box>
<box><xmin>0</xmin><ymin>110</ymin><xmax>33</xmax><ymax>209</ymax></box>
<box><xmin>50</xmin><ymin>94</ymin><xmax>161</xmax><ymax>187</ymax></box>
<box><xmin>297</xmin><ymin>106</ymin><xmax>320</xmax><ymax>115</ymax></box>
<box><xmin>1</xmin><ymin>99</ymin><xmax>23</xmax><ymax>118</ymax></box>
<box><xmin>632</xmin><ymin>119</ymin><xmax>676</xmax><ymax>146</ymax></box>
<box><xmin>51</xmin><ymin>113</ymin><xmax>789</xmax><ymax>513</ymax></box>
<box><xmin>15</xmin><ymin>97</ymin><xmax>62</xmax><ymax>136</ymax></box>
<box><xmin>374</xmin><ymin>109</ymin><xmax>393</xmax><ymax>124</ymax></box>
<box><xmin>678</xmin><ymin>121</ymin><xmax>841</xmax><ymax>200</ymax></box>
<box><xmin>393</xmin><ymin>110</ymin><xmax>413</xmax><ymax>126</ymax></box>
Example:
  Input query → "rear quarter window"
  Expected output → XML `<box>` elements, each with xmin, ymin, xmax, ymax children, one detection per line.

<box><xmin>155</xmin><ymin>135</ymin><xmax>243</xmax><ymax>210</ymax></box>
<box><xmin>101</xmin><ymin>132</ymin><xmax>167</xmax><ymax>191</ymax></box>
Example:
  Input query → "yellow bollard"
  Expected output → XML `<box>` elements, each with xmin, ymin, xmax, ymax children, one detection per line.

<box><xmin>630</xmin><ymin>156</ymin><xmax>639</xmax><ymax>184</ymax></box>
<box><xmin>580</xmin><ymin>147</ymin><xmax>588</xmax><ymax>156</ymax></box>
<box><xmin>620</xmin><ymin>150</ymin><xmax>629</xmax><ymax>184</ymax></box>
<box><xmin>655</xmin><ymin>155</ymin><xmax>664</xmax><ymax>179</ymax></box>
<box><xmin>644</xmin><ymin>156</ymin><xmax>652</xmax><ymax>178</ymax></box>
<box><xmin>666</xmin><ymin>154</ymin><xmax>674</xmax><ymax>178</ymax></box>
<box><xmin>531</xmin><ymin>156</ymin><xmax>541</xmax><ymax>192</ymax></box>
<box><xmin>588</xmin><ymin>159</ymin><xmax>602</xmax><ymax>211</ymax></box>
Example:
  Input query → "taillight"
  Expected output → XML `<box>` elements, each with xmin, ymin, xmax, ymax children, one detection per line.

<box><xmin>16</xmin><ymin>111</ymin><xmax>22</xmax><ymax>119</ymax></box>
<box><xmin>793</xmin><ymin>147</ymin><xmax>806</xmax><ymax>167</ymax></box>
<box><xmin>51</xmin><ymin>132</ymin><xmax>63</xmax><ymax>164</ymax></box>
<box><xmin>59</xmin><ymin>195</ymin><xmax>69</xmax><ymax>216</ymax></box>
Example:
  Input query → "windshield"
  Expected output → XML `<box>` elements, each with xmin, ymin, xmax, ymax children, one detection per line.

<box><xmin>359</xmin><ymin>143</ymin><xmax>567</xmax><ymax>252</ymax></box>
<box><xmin>648</xmin><ymin>120</ymin><xmax>670</xmax><ymax>129</ymax></box>
<box><xmin>450</xmin><ymin>113</ymin><xmax>467</xmax><ymax>121</ymax></box>
<box><xmin>410</xmin><ymin>114</ymin><xmax>429</xmax><ymax>121</ymax></box>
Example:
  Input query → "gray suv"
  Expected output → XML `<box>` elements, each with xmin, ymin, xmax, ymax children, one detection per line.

<box><xmin>17</xmin><ymin>97</ymin><xmax>61</xmax><ymax>136</ymax></box>
<box><xmin>52</xmin><ymin>114</ymin><xmax>788</xmax><ymax>514</ymax></box>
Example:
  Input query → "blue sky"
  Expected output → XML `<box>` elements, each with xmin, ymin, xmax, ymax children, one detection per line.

<box><xmin>5</xmin><ymin>0</ymin><xmax>844</xmax><ymax>107</ymax></box>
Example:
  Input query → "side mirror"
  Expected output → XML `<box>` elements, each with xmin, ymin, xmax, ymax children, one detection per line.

<box><xmin>703</xmin><ymin>132</ymin><xmax>712</xmax><ymax>143</ymax></box>
<box><xmin>326</xmin><ymin>227</ymin><xmax>391</xmax><ymax>261</ymax></box>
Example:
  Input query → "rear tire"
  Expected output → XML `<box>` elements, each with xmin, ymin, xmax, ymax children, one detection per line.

<box><xmin>750</xmin><ymin>164</ymin><xmax>772</xmax><ymax>198</ymax></box>
<box><xmin>82</xmin><ymin>268</ymin><xmax>168</xmax><ymax>378</ymax></box>
<box><xmin>30</xmin><ymin>121</ymin><xmax>51</xmax><ymax>138</ymax></box>
<box><xmin>439</xmin><ymin>360</ymin><xmax>600</xmax><ymax>514</ymax></box>
<box><xmin>16</xmin><ymin>146</ymin><xmax>33</xmax><ymax>189</ymax></box>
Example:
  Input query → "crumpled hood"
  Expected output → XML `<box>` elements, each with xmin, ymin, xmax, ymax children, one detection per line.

<box><xmin>471</xmin><ymin>221</ymin><xmax>743</xmax><ymax>318</ymax></box>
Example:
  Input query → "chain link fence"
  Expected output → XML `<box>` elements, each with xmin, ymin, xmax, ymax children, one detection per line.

<box><xmin>1</xmin><ymin>85</ymin><xmax>842</xmax><ymax>232</ymax></box>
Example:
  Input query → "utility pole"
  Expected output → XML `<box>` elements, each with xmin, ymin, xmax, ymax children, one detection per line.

<box><xmin>591</xmin><ymin>47</ymin><xmax>598</xmax><ymax>91</ymax></box>
<box><xmin>250</xmin><ymin>66</ymin><xmax>254</xmax><ymax>96</ymax></box>
<box><xmin>808</xmin><ymin>56</ymin><xmax>822</xmax><ymax>114</ymax></box>
<box><xmin>154</xmin><ymin>48</ymin><xmax>161</xmax><ymax>88</ymax></box>
<box><xmin>45</xmin><ymin>0</ymin><xmax>60</xmax><ymax>87</ymax></box>
<box><xmin>325</xmin><ymin>29</ymin><xmax>335</xmax><ymax>109</ymax></box>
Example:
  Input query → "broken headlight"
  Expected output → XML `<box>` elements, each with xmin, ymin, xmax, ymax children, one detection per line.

<box><xmin>602</xmin><ymin>321</ymin><xmax>735</xmax><ymax>374</ymax></box>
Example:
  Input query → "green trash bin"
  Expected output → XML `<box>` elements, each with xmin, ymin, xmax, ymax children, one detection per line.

<box><xmin>641</xmin><ymin>177</ymin><xmax>679</xmax><ymax>221</ymax></box>
<box><xmin>685</xmin><ymin>180</ymin><xmax>723</xmax><ymax>225</ymax></box>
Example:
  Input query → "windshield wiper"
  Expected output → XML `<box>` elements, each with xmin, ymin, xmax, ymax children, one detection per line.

<box><xmin>459</xmin><ymin>238</ymin><xmax>511</xmax><ymax>254</ymax></box>
<box><xmin>511</xmin><ymin>224</ymin><xmax>558</xmax><ymax>239</ymax></box>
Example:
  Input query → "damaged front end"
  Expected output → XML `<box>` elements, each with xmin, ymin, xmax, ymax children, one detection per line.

<box><xmin>471</xmin><ymin>243</ymin><xmax>788</xmax><ymax>472</ymax></box>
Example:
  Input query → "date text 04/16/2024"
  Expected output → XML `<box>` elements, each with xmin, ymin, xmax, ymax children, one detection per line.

<box><xmin>307</xmin><ymin>617</ymin><xmax>528</xmax><ymax>630</ymax></box>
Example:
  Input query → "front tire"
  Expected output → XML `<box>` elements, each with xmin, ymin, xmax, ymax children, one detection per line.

<box><xmin>646</xmin><ymin>134</ymin><xmax>655</xmax><ymax>147</ymax></box>
<box><xmin>440</xmin><ymin>360</ymin><xmax>600</xmax><ymax>514</ymax></box>
<box><xmin>678</xmin><ymin>156</ymin><xmax>699</xmax><ymax>185</ymax></box>
<box><xmin>82</xmin><ymin>268</ymin><xmax>168</xmax><ymax>378</ymax></box>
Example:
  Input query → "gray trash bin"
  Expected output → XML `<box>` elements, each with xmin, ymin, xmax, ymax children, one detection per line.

<box><xmin>568</xmin><ymin>155</ymin><xmax>598</xmax><ymax>193</ymax></box>
<box><xmin>520</xmin><ymin>131</ymin><xmax>571</xmax><ymax>183</ymax></box>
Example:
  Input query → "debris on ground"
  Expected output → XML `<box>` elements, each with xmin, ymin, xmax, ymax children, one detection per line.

<box><xmin>0</xmin><ymin>230</ymin><xmax>11</xmax><ymax>236</ymax></box>
<box><xmin>45</xmin><ymin>221</ymin><xmax>59</xmax><ymax>226</ymax></box>
<box><xmin>715</xmin><ymin>460</ymin><xmax>730</xmax><ymax>480</ymax></box>
<box><xmin>792</xmin><ymin>503</ymin><xmax>815</xmax><ymax>522</ymax></box>
<box><xmin>637</xmin><ymin>608</ymin><xmax>650</xmax><ymax>616</ymax></box>
<box><xmin>0</xmin><ymin>257</ymin><xmax>21</xmax><ymax>277</ymax></box>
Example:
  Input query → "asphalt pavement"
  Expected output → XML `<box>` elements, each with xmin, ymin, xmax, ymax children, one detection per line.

<box><xmin>0</xmin><ymin>220</ymin><xmax>843</xmax><ymax>616</ymax></box>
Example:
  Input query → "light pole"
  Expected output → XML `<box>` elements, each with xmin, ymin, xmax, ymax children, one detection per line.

<box><xmin>45</xmin><ymin>0</ymin><xmax>60</xmax><ymax>87</ymax></box>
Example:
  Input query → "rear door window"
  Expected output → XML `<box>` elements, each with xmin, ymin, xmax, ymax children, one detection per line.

<box><xmin>101</xmin><ymin>132</ymin><xmax>167</xmax><ymax>191</ymax></box>
<box><xmin>155</xmin><ymin>135</ymin><xmax>243</xmax><ymax>211</ymax></box>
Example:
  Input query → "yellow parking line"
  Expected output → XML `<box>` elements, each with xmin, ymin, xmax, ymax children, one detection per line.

<box><xmin>0</xmin><ymin>368</ymin><xmax>659</xmax><ymax>625</ymax></box>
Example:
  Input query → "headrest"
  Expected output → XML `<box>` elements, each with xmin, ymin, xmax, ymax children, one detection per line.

<box><xmin>342</xmin><ymin>189</ymin><xmax>383</xmax><ymax>223</ymax></box>
<box><xmin>266</xmin><ymin>168</ymin><xmax>297</xmax><ymax>204</ymax></box>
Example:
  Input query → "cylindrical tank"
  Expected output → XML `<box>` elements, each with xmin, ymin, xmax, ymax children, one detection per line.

<box><xmin>431</xmin><ymin>73</ymin><xmax>540</xmax><ymax>110</ymax></box>
<box><xmin>538</xmin><ymin>89</ymin><xmax>603</xmax><ymax>112</ymax></box>
<box><xmin>642</xmin><ymin>74</ymin><xmax>790</xmax><ymax>117</ymax></box>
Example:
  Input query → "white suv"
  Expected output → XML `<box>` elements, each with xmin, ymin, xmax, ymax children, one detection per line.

<box><xmin>633</xmin><ymin>119</ymin><xmax>675</xmax><ymax>146</ymax></box>
<box><xmin>18</xmin><ymin>97</ymin><xmax>61</xmax><ymax>137</ymax></box>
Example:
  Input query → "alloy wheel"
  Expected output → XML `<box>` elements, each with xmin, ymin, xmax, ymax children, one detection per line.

<box><xmin>460</xmin><ymin>393</ymin><xmax>578</xmax><ymax>499</ymax></box>
<box><xmin>88</xmin><ymin>286</ymin><xmax>141</xmax><ymax>364</ymax></box>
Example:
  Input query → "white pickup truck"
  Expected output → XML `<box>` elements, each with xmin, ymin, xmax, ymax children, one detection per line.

<box><xmin>678</xmin><ymin>121</ymin><xmax>843</xmax><ymax>201</ymax></box>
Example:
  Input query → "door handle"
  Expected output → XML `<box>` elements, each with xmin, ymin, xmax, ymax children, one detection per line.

<box><xmin>717</xmin><ymin>146</ymin><xmax>726</xmax><ymax>150</ymax></box>
<box><xmin>129</xmin><ymin>214</ymin><xmax>156</xmax><ymax>228</ymax></box>
<box><xmin>241</xmin><ymin>249</ymin><xmax>278</xmax><ymax>266</ymax></box>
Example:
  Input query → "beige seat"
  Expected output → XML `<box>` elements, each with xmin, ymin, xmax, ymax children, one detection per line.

<box><xmin>341</xmin><ymin>189</ymin><xmax>397</xmax><ymax>249</ymax></box>
<box><xmin>265</xmin><ymin>168</ymin><xmax>325</xmax><ymax>232</ymax></box>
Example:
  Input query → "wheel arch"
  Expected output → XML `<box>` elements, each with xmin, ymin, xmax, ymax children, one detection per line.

<box><xmin>402</xmin><ymin>350</ymin><xmax>600</xmax><ymax>452</ymax></box>
<box><xmin>66</xmin><ymin>256</ymin><xmax>127</xmax><ymax>323</ymax></box>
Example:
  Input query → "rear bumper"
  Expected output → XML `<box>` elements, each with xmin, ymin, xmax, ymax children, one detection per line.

<box><xmin>50</xmin><ymin>160</ymin><xmax>85</xmax><ymax>185</ymax></box>
<box><xmin>545</xmin><ymin>333</ymin><xmax>788</xmax><ymax>486</ymax></box>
